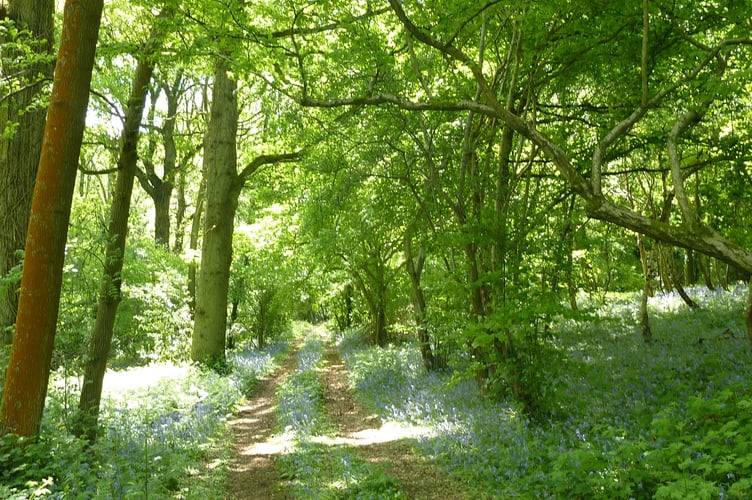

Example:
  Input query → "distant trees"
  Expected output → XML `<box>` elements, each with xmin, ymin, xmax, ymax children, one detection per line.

<box><xmin>2</xmin><ymin>0</ymin><xmax>752</xmax><ymax>438</ymax></box>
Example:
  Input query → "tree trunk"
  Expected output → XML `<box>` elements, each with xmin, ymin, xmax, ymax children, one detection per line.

<box><xmin>191</xmin><ymin>56</ymin><xmax>240</xmax><ymax>365</ymax></box>
<box><xmin>344</xmin><ymin>283</ymin><xmax>353</xmax><ymax>329</ymax></box>
<box><xmin>1</xmin><ymin>0</ymin><xmax>103</xmax><ymax>437</ymax></box>
<box><xmin>637</xmin><ymin>233</ymin><xmax>652</xmax><ymax>343</ymax></box>
<box><xmin>135</xmin><ymin>77</ymin><xmax>181</xmax><ymax>248</ymax></box>
<box><xmin>405</xmin><ymin>233</ymin><xmax>434</xmax><ymax>371</ymax></box>
<box><xmin>746</xmin><ymin>280</ymin><xmax>752</xmax><ymax>348</ymax></box>
<box><xmin>153</xmin><ymin>183</ymin><xmax>173</xmax><ymax>248</ymax></box>
<box><xmin>173</xmin><ymin>168</ymin><xmax>187</xmax><ymax>254</ymax></box>
<box><xmin>0</xmin><ymin>0</ymin><xmax>55</xmax><ymax>345</ymax></box>
<box><xmin>187</xmin><ymin>179</ymin><xmax>205</xmax><ymax>317</ymax></box>
<box><xmin>699</xmin><ymin>254</ymin><xmax>715</xmax><ymax>291</ymax></box>
<box><xmin>374</xmin><ymin>298</ymin><xmax>387</xmax><ymax>347</ymax></box>
<box><xmin>685</xmin><ymin>249</ymin><xmax>696</xmax><ymax>285</ymax></box>
<box><xmin>74</xmin><ymin>17</ymin><xmax>163</xmax><ymax>441</ymax></box>
<box><xmin>669</xmin><ymin>248</ymin><xmax>698</xmax><ymax>309</ymax></box>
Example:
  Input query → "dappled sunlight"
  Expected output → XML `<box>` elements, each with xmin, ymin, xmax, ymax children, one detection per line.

<box><xmin>311</xmin><ymin>421</ymin><xmax>434</xmax><ymax>447</ymax></box>
<box><xmin>238</xmin><ymin>430</ymin><xmax>296</xmax><ymax>457</ymax></box>
<box><xmin>234</xmin><ymin>421</ymin><xmax>434</xmax><ymax>458</ymax></box>
<box><xmin>102</xmin><ymin>362</ymin><xmax>192</xmax><ymax>396</ymax></box>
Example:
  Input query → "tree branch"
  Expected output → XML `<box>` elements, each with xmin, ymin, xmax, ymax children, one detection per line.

<box><xmin>238</xmin><ymin>151</ymin><xmax>302</xmax><ymax>182</ymax></box>
<box><xmin>668</xmin><ymin>110</ymin><xmax>702</xmax><ymax>226</ymax></box>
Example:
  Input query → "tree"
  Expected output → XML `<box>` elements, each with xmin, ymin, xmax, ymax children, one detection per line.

<box><xmin>291</xmin><ymin>0</ymin><xmax>752</xmax><ymax>346</ymax></box>
<box><xmin>0</xmin><ymin>0</ymin><xmax>55</xmax><ymax>344</ymax></box>
<box><xmin>190</xmin><ymin>54</ymin><xmax>300</xmax><ymax>364</ymax></box>
<box><xmin>191</xmin><ymin>55</ymin><xmax>240</xmax><ymax>364</ymax></box>
<box><xmin>136</xmin><ymin>69</ymin><xmax>200</xmax><ymax>249</ymax></box>
<box><xmin>75</xmin><ymin>9</ymin><xmax>167</xmax><ymax>442</ymax></box>
<box><xmin>1</xmin><ymin>0</ymin><xmax>104</xmax><ymax>437</ymax></box>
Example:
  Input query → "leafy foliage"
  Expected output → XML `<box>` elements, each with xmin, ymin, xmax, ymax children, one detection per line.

<box><xmin>339</xmin><ymin>285</ymin><xmax>752</xmax><ymax>498</ymax></box>
<box><xmin>275</xmin><ymin>325</ymin><xmax>404</xmax><ymax>499</ymax></box>
<box><xmin>1</xmin><ymin>340</ymin><xmax>287</xmax><ymax>498</ymax></box>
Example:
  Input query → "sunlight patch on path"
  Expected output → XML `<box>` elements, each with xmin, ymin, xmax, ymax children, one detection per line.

<box><xmin>233</xmin><ymin>421</ymin><xmax>433</xmax><ymax>457</ymax></box>
<box><xmin>237</xmin><ymin>430</ymin><xmax>296</xmax><ymax>456</ymax></box>
<box><xmin>310</xmin><ymin>421</ymin><xmax>434</xmax><ymax>447</ymax></box>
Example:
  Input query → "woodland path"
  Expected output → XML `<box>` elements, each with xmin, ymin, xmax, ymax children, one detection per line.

<box><xmin>224</xmin><ymin>329</ymin><xmax>471</xmax><ymax>499</ymax></box>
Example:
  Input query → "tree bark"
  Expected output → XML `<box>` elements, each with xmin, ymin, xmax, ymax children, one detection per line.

<box><xmin>0</xmin><ymin>0</ymin><xmax>55</xmax><ymax>344</ymax></box>
<box><xmin>187</xmin><ymin>178</ymin><xmax>205</xmax><ymax>318</ymax></box>
<box><xmin>191</xmin><ymin>56</ymin><xmax>240</xmax><ymax>365</ymax></box>
<box><xmin>1</xmin><ymin>0</ymin><xmax>104</xmax><ymax>437</ymax></box>
<box><xmin>637</xmin><ymin>234</ymin><xmax>653</xmax><ymax>343</ymax></box>
<box><xmin>74</xmin><ymin>14</ymin><xmax>164</xmax><ymax>441</ymax></box>
<box><xmin>405</xmin><ymin>232</ymin><xmax>434</xmax><ymax>371</ymax></box>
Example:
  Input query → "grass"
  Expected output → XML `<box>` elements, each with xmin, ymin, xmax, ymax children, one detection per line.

<box><xmin>0</xmin><ymin>340</ymin><xmax>288</xmax><ymax>499</ymax></box>
<box><xmin>274</xmin><ymin>324</ymin><xmax>404</xmax><ymax>499</ymax></box>
<box><xmin>2</xmin><ymin>285</ymin><xmax>751</xmax><ymax>498</ymax></box>
<box><xmin>338</xmin><ymin>284</ymin><xmax>752</xmax><ymax>498</ymax></box>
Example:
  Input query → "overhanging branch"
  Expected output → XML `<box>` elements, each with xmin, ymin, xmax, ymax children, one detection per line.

<box><xmin>238</xmin><ymin>151</ymin><xmax>303</xmax><ymax>182</ymax></box>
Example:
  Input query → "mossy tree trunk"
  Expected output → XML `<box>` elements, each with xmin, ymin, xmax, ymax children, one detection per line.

<box><xmin>191</xmin><ymin>56</ymin><xmax>240</xmax><ymax>365</ymax></box>
<box><xmin>190</xmin><ymin>55</ymin><xmax>301</xmax><ymax>365</ymax></box>
<box><xmin>74</xmin><ymin>13</ymin><xmax>166</xmax><ymax>442</ymax></box>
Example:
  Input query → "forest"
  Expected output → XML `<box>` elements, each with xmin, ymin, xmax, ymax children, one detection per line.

<box><xmin>1</xmin><ymin>0</ymin><xmax>752</xmax><ymax>498</ymax></box>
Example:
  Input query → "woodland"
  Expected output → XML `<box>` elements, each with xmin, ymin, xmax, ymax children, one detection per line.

<box><xmin>1</xmin><ymin>0</ymin><xmax>752</xmax><ymax>498</ymax></box>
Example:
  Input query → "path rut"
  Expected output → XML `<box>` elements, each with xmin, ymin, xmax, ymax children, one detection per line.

<box><xmin>224</xmin><ymin>347</ymin><xmax>297</xmax><ymax>499</ymax></box>
<box><xmin>319</xmin><ymin>347</ymin><xmax>471</xmax><ymax>500</ymax></box>
<box><xmin>225</xmin><ymin>333</ymin><xmax>470</xmax><ymax>499</ymax></box>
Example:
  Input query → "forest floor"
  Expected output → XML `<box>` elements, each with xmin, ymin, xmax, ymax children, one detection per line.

<box><xmin>224</xmin><ymin>331</ymin><xmax>470</xmax><ymax>499</ymax></box>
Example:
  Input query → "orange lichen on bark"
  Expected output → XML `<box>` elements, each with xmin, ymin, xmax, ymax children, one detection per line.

<box><xmin>1</xmin><ymin>0</ymin><xmax>104</xmax><ymax>437</ymax></box>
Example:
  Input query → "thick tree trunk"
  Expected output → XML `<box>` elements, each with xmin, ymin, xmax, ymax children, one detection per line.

<box><xmin>1</xmin><ymin>0</ymin><xmax>103</xmax><ymax>437</ymax></box>
<box><xmin>74</xmin><ymin>18</ymin><xmax>162</xmax><ymax>441</ymax></box>
<box><xmin>153</xmin><ymin>183</ymin><xmax>173</xmax><ymax>247</ymax></box>
<box><xmin>0</xmin><ymin>0</ymin><xmax>55</xmax><ymax>344</ymax></box>
<box><xmin>191</xmin><ymin>57</ymin><xmax>240</xmax><ymax>365</ymax></box>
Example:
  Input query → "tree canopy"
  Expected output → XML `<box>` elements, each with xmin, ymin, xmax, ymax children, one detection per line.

<box><xmin>1</xmin><ymin>0</ymin><xmax>751</xmax><ymax>443</ymax></box>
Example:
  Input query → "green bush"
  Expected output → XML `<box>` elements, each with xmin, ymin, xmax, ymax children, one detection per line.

<box><xmin>467</xmin><ymin>293</ymin><xmax>568</xmax><ymax>417</ymax></box>
<box><xmin>548</xmin><ymin>390</ymin><xmax>752</xmax><ymax>498</ymax></box>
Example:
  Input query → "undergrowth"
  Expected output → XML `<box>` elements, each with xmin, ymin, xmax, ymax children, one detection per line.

<box><xmin>339</xmin><ymin>284</ymin><xmax>752</xmax><ymax>498</ymax></box>
<box><xmin>0</xmin><ymin>341</ymin><xmax>288</xmax><ymax>499</ymax></box>
<box><xmin>275</xmin><ymin>325</ymin><xmax>404</xmax><ymax>499</ymax></box>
